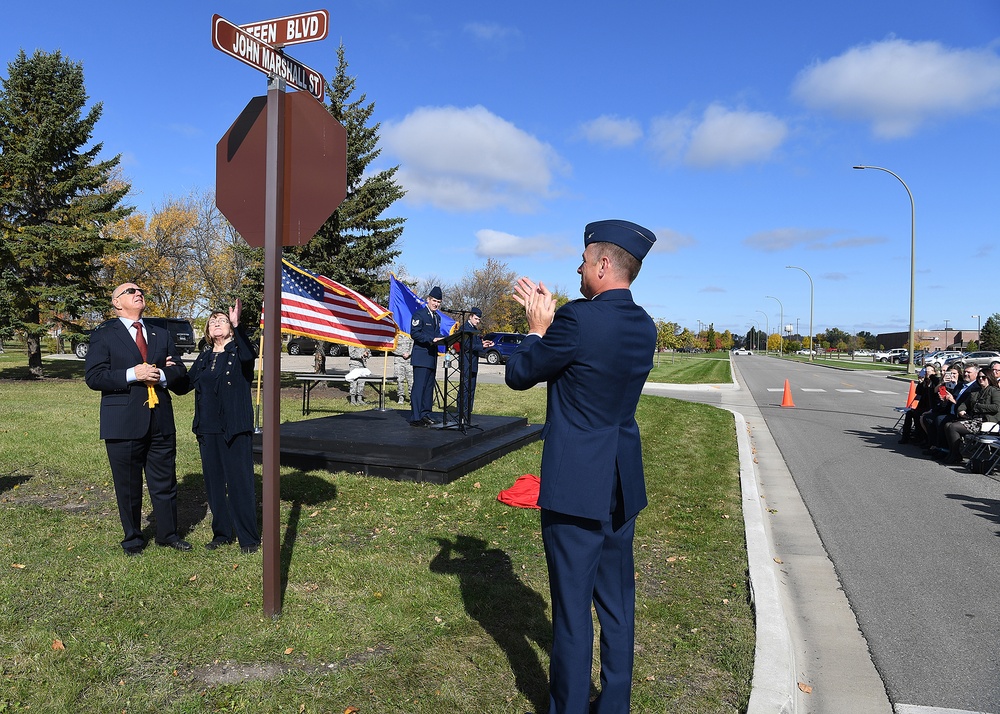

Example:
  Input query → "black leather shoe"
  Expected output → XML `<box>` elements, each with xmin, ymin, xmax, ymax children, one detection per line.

<box><xmin>421</xmin><ymin>416</ymin><xmax>438</xmax><ymax>425</ymax></box>
<box><xmin>159</xmin><ymin>539</ymin><xmax>192</xmax><ymax>551</ymax></box>
<box><xmin>410</xmin><ymin>420</ymin><xmax>426</xmax><ymax>427</ymax></box>
<box><xmin>205</xmin><ymin>538</ymin><xmax>234</xmax><ymax>551</ymax></box>
<box><xmin>123</xmin><ymin>545</ymin><xmax>144</xmax><ymax>557</ymax></box>
<box><xmin>241</xmin><ymin>544</ymin><xmax>259</xmax><ymax>554</ymax></box>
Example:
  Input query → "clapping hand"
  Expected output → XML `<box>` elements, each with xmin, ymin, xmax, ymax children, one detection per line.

<box><xmin>513</xmin><ymin>276</ymin><xmax>556</xmax><ymax>336</ymax></box>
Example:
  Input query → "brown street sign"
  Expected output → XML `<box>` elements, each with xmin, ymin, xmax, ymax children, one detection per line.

<box><xmin>240</xmin><ymin>10</ymin><xmax>329</xmax><ymax>47</ymax></box>
<box><xmin>212</xmin><ymin>14</ymin><xmax>324</xmax><ymax>101</ymax></box>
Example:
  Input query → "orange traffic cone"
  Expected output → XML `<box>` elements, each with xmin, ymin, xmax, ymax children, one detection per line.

<box><xmin>780</xmin><ymin>379</ymin><xmax>795</xmax><ymax>408</ymax></box>
<box><xmin>905</xmin><ymin>380</ymin><xmax>917</xmax><ymax>408</ymax></box>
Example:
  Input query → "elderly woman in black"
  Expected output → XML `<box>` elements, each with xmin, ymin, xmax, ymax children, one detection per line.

<box><xmin>189</xmin><ymin>300</ymin><xmax>260</xmax><ymax>553</ymax></box>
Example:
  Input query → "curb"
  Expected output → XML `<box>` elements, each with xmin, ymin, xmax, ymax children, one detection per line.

<box><xmin>732</xmin><ymin>411</ymin><xmax>796</xmax><ymax>714</ymax></box>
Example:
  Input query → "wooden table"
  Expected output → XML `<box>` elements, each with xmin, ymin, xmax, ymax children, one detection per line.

<box><xmin>296</xmin><ymin>372</ymin><xmax>398</xmax><ymax>414</ymax></box>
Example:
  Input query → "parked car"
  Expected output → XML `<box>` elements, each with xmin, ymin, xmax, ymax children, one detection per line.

<box><xmin>796</xmin><ymin>349</ymin><xmax>816</xmax><ymax>355</ymax></box>
<box><xmin>482</xmin><ymin>332</ymin><xmax>526</xmax><ymax>364</ymax></box>
<box><xmin>924</xmin><ymin>350</ymin><xmax>965</xmax><ymax>369</ymax></box>
<box><xmin>851</xmin><ymin>349</ymin><xmax>874</xmax><ymax>357</ymax></box>
<box><xmin>950</xmin><ymin>350</ymin><xmax>1000</xmax><ymax>368</ymax></box>
<box><xmin>732</xmin><ymin>347</ymin><xmax>752</xmax><ymax>356</ymax></box>
<box><xmin>72</xmin><ymin>317</ymin><xmax>196</xmax><ymax>359</ymax></box>
<box><xmin>874</xmin><ymin>348</ymin><xmax>908</xmax><ymax>364</ymax></box>
<box><xmin>286</xmin><ymin>336</ymin><xmax>347</xmax><ymax>356</ymax></box>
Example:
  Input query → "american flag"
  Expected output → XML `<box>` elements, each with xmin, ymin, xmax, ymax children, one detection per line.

<box><xmin>278</xmin><ymin>260</ymin><xmax>398</xmax><ymax>350</ymax></box>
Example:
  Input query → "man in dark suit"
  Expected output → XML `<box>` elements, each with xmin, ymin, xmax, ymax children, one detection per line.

<box><xmin>85</xmin><ymin>282</ymin><xmax>191</xmax><ymax>555</ymax></box>
<box><xmin>456</xmin><ymin>307</ymin><xmax>493</xmax><ymax>421</ymax></box>
<box><xmin>506</xmin><ymin>219</ymin><xmax>657</xmax><ymax>714</ymax></box>
<box><xmin>409</xmin><ymin>286</ymin><xmax>446</xmax><ymax>427</ymax></box>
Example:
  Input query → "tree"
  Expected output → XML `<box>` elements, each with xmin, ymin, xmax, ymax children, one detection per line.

<box><xmin>287</xmin><ymin>43</ymin><xmax>404</xmax><ymax>301</ymax></box>
<box><xmin>856</xmin><ymin>331</ymin><xmax>877</xmax><ymax>349</ymax></box>
<box><xmin>0</xmin><ymin>49</ymin><xmax>131</xmax><ymax>377</ymax></box>
<box><xmin>719</xmin><ymin>329</ymin><xmax>734</xmax><ymax>351</ymax></box>
<box><xmin>705</xmin><ymin>323</ymin><xmax>717</xmax><ymax>352</ymax></box>
<box><xmin>446</xmin><ymin>258</ymin><xmax>519</xmax><ymax>334</ymax></box>
<box><xmin>823</xmin><ymin>327</ymin><xmax>851</xmax><ymax>349</ymax></box>
<box><xmin>655</xmin><ymin>320</ymin><xmax>681</xmax><ymax>351</ymax></box>
<box><xmin>105</xmin><ymin>197</ymin><xmax>200</xmax><ymax>318</ymax></box>
<box><xmin>980</xmin><ymin>314</ymin><xmax>1000</xmax><ymax>351</ymax></box>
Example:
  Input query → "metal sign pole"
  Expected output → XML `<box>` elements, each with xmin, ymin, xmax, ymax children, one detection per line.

<box><xmin>262</xmin><ymin>76</ymin><xmax>286</xmax><ymax>618</ymax></box>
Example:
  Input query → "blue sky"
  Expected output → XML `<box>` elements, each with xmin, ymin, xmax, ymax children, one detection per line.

<box><xmin>3</xmin><ymin>1</ymin><xmax>999</xmax><ymax>338</ymax></box>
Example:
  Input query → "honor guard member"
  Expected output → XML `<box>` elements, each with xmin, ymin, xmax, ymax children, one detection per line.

<box><xmin>392</xmin><ymin>332</ymin><xmax>414</xmax><ymax>404</ymax></box>
<box><xmin>457</xmin><ymin>307</ymin><xmax>493</xmax><ymax>418</ymax></box>
<box><xmin>410</xmin><ymin>286</ymin><xmax>446</xmax><ymax>426</ymax></box>
<box><xmin>506</xmin><ymin>220</ymin><xmax>657</xmax><ymax>714</ymax></box>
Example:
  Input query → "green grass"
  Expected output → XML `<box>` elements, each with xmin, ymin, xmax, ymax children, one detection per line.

<box><xmin>648</xmin><ymin>352</ymin><xmax>732</xmax><ymax>384</ymax></box>
<box><xmin>0</xmin><ymin>355</ymin><xmax>752</xmax><ymax>713</ymax></box>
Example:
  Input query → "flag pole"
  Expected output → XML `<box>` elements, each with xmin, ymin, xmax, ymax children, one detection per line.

<box><xmin>379</xmin><ymin>349</ymin><xmax>389</xmax><ymax>412</ymax></box>
<box><xmin>254</xmin><ymin>329</ymin><xmax>265</xmax><ymax>433</ymax></box>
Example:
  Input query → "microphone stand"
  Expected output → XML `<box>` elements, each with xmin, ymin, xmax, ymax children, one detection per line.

<box><xmin>440</xmin><ymin>308</ymin><xmax>482</xmax><ymax>434</ymax></box>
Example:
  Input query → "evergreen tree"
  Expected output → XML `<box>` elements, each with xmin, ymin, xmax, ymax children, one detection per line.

<box><xmin>287</xmin><ymin>43</ymin><xmax>404</xmax><ymax>303</ymax></box>
<box><xmin>0</xmin><ymin>49</ymin><xmax>131</xmax><ymax>377</ymax></box>
<box><xmin>979</xmin><ymin>313</ymin><xmax>1000</xmax><ymax>351</ymax></box>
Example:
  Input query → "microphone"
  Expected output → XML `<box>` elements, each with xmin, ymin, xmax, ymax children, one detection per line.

<box><xmin>440</xmin><ymin>307</ymin><xmax>469</xmax><ymax>314</ymax></box>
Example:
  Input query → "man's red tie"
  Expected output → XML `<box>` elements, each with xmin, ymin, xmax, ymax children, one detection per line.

<box><xmin>133</xmin><ymin>321</ymin><xmax>148</xmax><ymax>362</ymax></box>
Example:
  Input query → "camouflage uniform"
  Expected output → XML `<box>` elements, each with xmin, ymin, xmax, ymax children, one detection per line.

<box><xmin>393</xmin><ymin>333</ymin><xmax>414</xmax><ymax>404</ymax></box>
<box><xmin>348</xmin><ymin>346</ymin><xmax>370</xmax><ymax>404</ymax></box>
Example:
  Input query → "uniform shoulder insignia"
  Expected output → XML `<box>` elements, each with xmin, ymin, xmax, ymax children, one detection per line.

<box><xmin>412</xmin><ymin>318</ymin><xmax>420</xmax><ymax>326</ymax></box>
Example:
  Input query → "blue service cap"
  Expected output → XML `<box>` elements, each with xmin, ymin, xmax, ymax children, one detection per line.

<box><xmin>584</xmin><ymin>219</ymin><xmax>656</xmax><ymax>261</ymax></box>
<box><xmin>471</xmin><ymin>307</ymin><xmax>483</xmax><ymax>318</ymax></box>
<box><xmin>428</xmin><ymin>286</ymin><xmax>443</xmax><ymax>300</ymax></box>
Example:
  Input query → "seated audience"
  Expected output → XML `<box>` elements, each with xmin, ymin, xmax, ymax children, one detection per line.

<box><xmin>900</xmin><ymin>366</ymin><xmax>940</xmax><ymax>445</ymax></box>
<box><xmin>940</xmin><ymin>369</ymin><xmax>1000</xmax><ymax>465</ymax></box>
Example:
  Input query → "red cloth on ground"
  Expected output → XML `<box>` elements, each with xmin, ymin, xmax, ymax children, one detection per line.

<box><xmin>497</xmin><ymin>474</ymin><xmax>541</xmax><ymax>509</ymax></box>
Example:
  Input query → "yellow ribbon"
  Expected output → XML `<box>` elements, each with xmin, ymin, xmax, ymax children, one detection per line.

<box><xmin>143</xmin><ymin>363</ymin><xmax>159</xmax><ymax>409</ymax></box>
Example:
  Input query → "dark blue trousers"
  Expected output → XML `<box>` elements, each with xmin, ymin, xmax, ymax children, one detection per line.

<box><xmin>541</xmin><ymin>507</ymin><xmax>637</xmax><ymax>714</ymax></box>
<box><xmin>411</xmin><ymin>365</ymin><xmax>436</xmax><ymax>422</ymax></box>
<box><xmin>104</xmin><ymin>408</ymin><xmax>179</xmax><ymax>550</ymax></box>
<box><xmin>197</xmin><ymin>432</ymin><xmax>259</xmax><ymax>549</ymax></box>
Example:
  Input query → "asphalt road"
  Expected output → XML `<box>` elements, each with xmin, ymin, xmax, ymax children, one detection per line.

<box><xmin>731</xmin><ymin>356</ymin><xmax>1000</xmax><ymax>713</ymax></box>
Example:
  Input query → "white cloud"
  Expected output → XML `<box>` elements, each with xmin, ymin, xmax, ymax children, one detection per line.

<box><xmin>649</xmin><ymin>227</ymin><xmax>696</xmax><ymax>253</ymax></box>
<box><xmin>648</xmin><ymin>114</ymin><xmax>694</xmax><ymax>164</ymax></box>
<box><xmin>463</xmin><ymin>22</ymin><xmax>521</xmax><ymax>43</ymax></box>
<box><xmin>474</xmin><ymin>229</ymin><xmax>556</xmax><ymax>257</ymax></box>
<box><xmin>649</xmin><ymin>104</ymin><xmax>787</xmax><ymax>168</ymax></box>
<box><xmin>578</xmin><ymin>115</ymin><xmax>643</xmax><ymax>148</ymax></box>
<box><xmin>382</xmin><ymin>105</ymin><xmax>567</xmax><ymax>212</ymax></box>
<box><xmin>685</xmin><ymin>104</ymin><xmax>788</xmax><ymax>167</ymax></box>
<box><xmin>743</xmin><ymin>227</ymin><xmax>839</xmax><ymax>252</ymax></box>
<box><xmin>792</xmin><ymin>38</ymin><xmax>1000</xmax><ymax>138</ymax></box>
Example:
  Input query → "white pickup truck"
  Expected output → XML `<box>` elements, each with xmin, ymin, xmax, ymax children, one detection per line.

<box><xmin>873</xmin><ymin>348</ymin><xmax>908</xmax><ymax>364</ymax></box>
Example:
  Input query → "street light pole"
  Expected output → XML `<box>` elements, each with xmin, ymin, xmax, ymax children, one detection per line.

<box><xmin>972</xmin><ymin>314</ymin><xmax>981</xmax><ymax>347</ymax></box>
<box><xmin>786</xmin><ymin>265</ymin><xmax>814</xmax><ymax>362</ymax></box>
<box><xmin>854</xmin><ymin>165</ymin><xmax>915</xmax><ymax>373</ymax></box>
<box><xmin>765</xmin><ymin>295</ymin><xmax>783</xmax><ymax>357</ymax></box>
<box><xmin>756</xmin><ymin>310</ymin><xmax>769</xmax><ymax>355</ymax></box>
<box><xmin>944</xmin><ymin>319</ymin><xmax>950</xmax><ymax>350</ymax></box>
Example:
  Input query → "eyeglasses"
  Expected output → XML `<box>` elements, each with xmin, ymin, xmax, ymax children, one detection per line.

<box><xmin>979</xmin><ymin>376</ymin><xmax>989</xmax><ymax>381</ymax></box>
<box><xmin>113</xmin><ymin>287</ymin><xmax>143</xmax><ymax>299</ymax></box>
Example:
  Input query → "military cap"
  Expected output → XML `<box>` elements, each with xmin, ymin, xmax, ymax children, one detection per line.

<box><xmin>428</xmin><ymin>286</ymin><xmax>443</xmax><ymax>300</ymax></box>
<box><xmin>471</xmin><ymin>307</ymin><xmax>483</xmax><ymax>318</ymax></box>
<box><xmin>584</xmin><ymin>219</ymin><xmax>656</xmax><ymax>261</ymax></box>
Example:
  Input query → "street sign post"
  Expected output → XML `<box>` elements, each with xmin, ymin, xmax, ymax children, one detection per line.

<box><xmin>240</xmin><ymin>9</ymin><xmax>329</xmax><ymax>47</ymax></box>
<box><xmin>212</xmin><ymin>10</ymin><xmax>344</xmax><ymax>618</ymax></box>
<box><xmin>212</xmin><ymin>14</ymin><xmax>324</xmax><ymax>101</ymax></box>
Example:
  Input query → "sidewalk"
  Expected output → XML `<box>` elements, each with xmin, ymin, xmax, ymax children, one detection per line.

<box><xmin>643</xmin><ymin>367</ymin><xmax>892</xmax><ymax>714</ymax></box>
